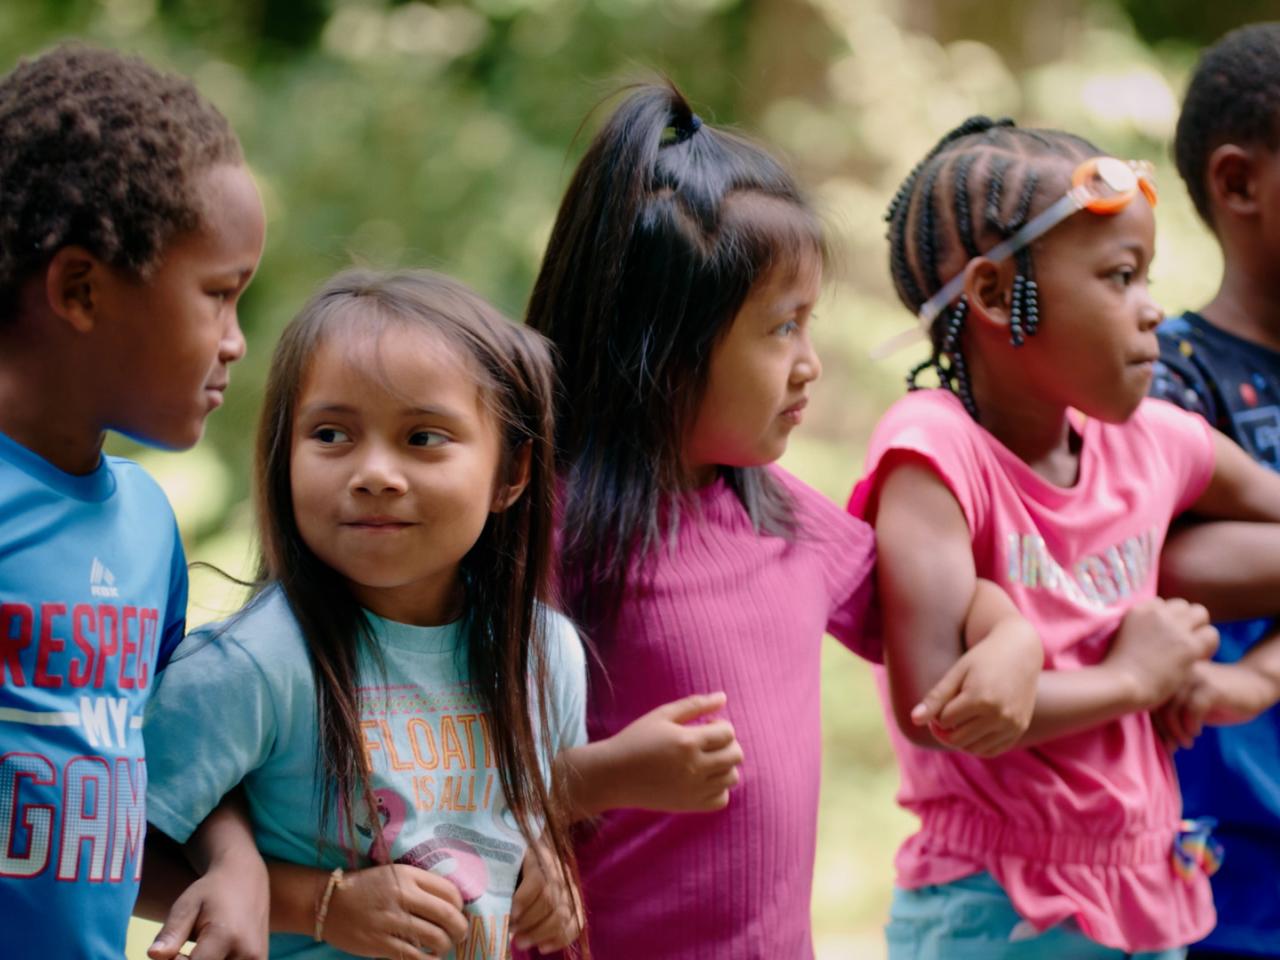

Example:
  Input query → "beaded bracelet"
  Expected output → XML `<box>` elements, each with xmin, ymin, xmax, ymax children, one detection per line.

<box><xmin>314</xmin><ymin>866</ymin><xmax>345</xmax><ymax>942</ymax></box>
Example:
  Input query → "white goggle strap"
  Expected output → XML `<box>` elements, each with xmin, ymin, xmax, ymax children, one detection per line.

<box><xmin>872</xmin><ymin>189</ymin><xmax>1086</xmax><ymax>361</ymax></box>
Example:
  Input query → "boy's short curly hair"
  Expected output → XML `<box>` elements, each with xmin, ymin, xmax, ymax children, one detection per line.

<box><xmin>1175</xmin><ymin>22</ymin><xmax>1280</xmax><ymax>228</ymax></box>
<box><xmin>0</xmin><ymin>43</ymin><xmax>243</xmax><ymax>317</ymax></box>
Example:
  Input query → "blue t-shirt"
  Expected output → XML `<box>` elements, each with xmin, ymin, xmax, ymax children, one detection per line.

<box><xmin>1153</xmin><ymin>311</ymin><xmax>1280</xmax><ymax>955</ymax></box>
<box><xmin>144</xmin><ymin>587</ymin><xmax>588</xmax><ymax>959</ymax></box>
<box><xmin>0</xmin><ymin>430</ymin><xmax>187</xmax><ymax>960</ymax></box>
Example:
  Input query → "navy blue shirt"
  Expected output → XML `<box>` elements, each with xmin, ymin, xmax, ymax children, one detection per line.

<box><xmin>1153</xmin><ymin>311</ymin><xmax>1280</xmax><ymax>956</ymax></box>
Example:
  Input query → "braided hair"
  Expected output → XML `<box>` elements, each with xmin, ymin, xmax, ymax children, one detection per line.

<box><xmin>885</xmin><ymin>117</ymin><xmax>1098</xmax><ymax>419</ymax></box>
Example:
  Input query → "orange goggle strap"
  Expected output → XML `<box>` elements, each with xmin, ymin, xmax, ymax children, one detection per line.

<box><xmin>910</xmin><ymin>157</ymin><xmax>1157</xmax><ymax>333</ymax></box>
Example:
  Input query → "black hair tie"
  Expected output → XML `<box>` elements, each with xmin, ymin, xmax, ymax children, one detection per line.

<box><xmin>672</xmin><ymin>113</ymin><xmax>702</xmax><ymax>143</ymax></box>
<box><xmin>662</xmin><ymin>112</ymin><xmax>704</xmax><ymax>146</ymax></box>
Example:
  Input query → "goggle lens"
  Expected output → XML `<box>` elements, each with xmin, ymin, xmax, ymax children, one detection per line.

<box><xmin>1074</xmin><ymin>158</ymin><xmax>1157</xmax><ymax>214</ymax></box>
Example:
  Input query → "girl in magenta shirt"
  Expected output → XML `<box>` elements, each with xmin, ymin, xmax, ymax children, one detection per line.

<box><xmin>854</xmin><ymin>116</ymin><xmax>1280</xmax><ymax>957</ymax></box>
<box><xmin>525</xmin><ymin>85</ymin><xmax>1040</xmax><ymax>960</ymax></box>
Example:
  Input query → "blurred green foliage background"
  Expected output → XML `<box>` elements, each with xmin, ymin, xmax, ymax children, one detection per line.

<box><xmin>2</xmin><ymin>0</ymin><xmax>1261</xmax><ymax>955</ymax></box>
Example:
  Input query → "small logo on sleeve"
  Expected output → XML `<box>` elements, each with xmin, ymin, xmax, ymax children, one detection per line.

<box><xmin>89</xmin><ymin>558</ymin><xmax>119</xmax><ymax>598</ymax></box>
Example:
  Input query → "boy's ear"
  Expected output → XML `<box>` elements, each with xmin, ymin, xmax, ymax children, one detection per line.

<box><xmin>491</xmin><ymin>441</ymin><xmax>532</xmax><ymax>513</ymax></box>
<box><xmin>1206</xmin><ymin>144</ymin><xmax>1259</xmax><ymax>219</ymax></box>
<box><xmin>43</xmin><ymin>247</ymin><xmax>102</xmax><ymax>334</ymax></box>
<box><xmin>961</xmin><ymin>257</ymin><xmax>1017</xmax><ymax>332</ymax></box>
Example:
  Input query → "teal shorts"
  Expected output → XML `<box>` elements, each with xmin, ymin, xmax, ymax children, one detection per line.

<box><xmin>886</xmin><ymin>872</ymin><xmax>1188</xmax><ymax>960</ymax></box>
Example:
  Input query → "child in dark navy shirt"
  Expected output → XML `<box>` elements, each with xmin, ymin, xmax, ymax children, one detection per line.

<box><xmin>1151</xmin><ymin>23</ymin><xmax>1280</xmax><ymax>960</ymax></box>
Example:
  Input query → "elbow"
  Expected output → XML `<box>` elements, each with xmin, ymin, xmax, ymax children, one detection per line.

<box><xmin>901</xmin><ymin>727</ymin><xmax>944</xmax><ymax>750</ymax></box>
<box><xmin>892</xmin><ymin>707</ymin><xmax>947</xmax><ymax>750</ymax></box>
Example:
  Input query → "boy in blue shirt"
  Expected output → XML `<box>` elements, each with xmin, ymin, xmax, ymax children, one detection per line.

<box><xmin>1151</xmin><ymin>22</ymin><xmax>1280</xmax><ymax>960</ymax></box>
<box><xmin>0</xmin><ymin>44</ymin><xmax>266</xmax><ymax>959</ymax></box>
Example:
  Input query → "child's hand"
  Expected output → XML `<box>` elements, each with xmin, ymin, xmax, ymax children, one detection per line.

<box><xmin>911</xmin><ymin>614</ymin><xmax>1042</xmax><ymax>757</ymax></box>
<box><xmin>1156</xmin><ymin>660</ymin><xmax>1278</xmax><ymax>749</ymax></box>
<box><xmin>320</xmin><ymin>863</ymin><xmax>468</xmax><ymax>958</ymax></box>
<box><xmin>606</xmin><ymin>692</ymin><xmax>743</xmax><ymax>812</ymax></box>
<box><xmin>510</xmin><ymin>842</ymin><xmax>583</xmax><ymax>954</ymax></box>
<box><xmin>147</xmin><ymin>851</ymin><xmax>268</xmax><ymax>960</ymax></box>
<box><xmin>1106</xmin><ymin>598</ymin><xmax>1218</xmax><ymax>710</ymax></box>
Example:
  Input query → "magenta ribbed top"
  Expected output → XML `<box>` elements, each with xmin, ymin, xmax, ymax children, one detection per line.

<box><xmin>569</xmin><ymin>466</ymin><xmax>878</xmax><ymax>959</ymax></box>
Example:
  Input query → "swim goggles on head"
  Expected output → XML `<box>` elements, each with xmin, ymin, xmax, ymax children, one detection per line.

<box><xmin>873</xmin><ymin>157</ymin><xmax>1158</xmax><ymax>359</ymax></box>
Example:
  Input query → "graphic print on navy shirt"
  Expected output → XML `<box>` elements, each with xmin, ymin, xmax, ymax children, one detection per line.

<box><xmin>1152</xmin><ymin>311</ymin><xmax>1280</xmax><ymax>469</ymax></box>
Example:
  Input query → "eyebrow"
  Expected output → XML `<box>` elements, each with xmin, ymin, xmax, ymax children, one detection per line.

<box><xmin>767</xmin><ymin>297</ymin><xmax>814</xmax><ymax>318</ymax></box>
<box><xmin>1096</xmin><ymin>240</ymin><xmax>1152</xmax><ymax>261</ymax></box>
<box><xmin>297</xmin><ymin>402</ymin><xmax>460</xmax><ymax>419</ymax></box>
<box><xmin>207</xmin><ymin>266</ymin><xmax>257</xmax><ymax>285</ymax></box>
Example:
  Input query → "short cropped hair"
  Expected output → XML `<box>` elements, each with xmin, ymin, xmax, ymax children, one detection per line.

<box><xmin>1175</xmin><ymin>22</ymin><xmax>1280</xmax><ymax>226</ymax></box>
<box><xmin>0</xmin><ymin>43</ymin><xmax>242</xmax><ymax>316</ymax></box>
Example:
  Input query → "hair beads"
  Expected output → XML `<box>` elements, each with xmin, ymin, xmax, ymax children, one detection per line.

<box><xmin>887</xmin><ymin>117</ymin><xmax>1095</xmax><ymax>418</ymax></box>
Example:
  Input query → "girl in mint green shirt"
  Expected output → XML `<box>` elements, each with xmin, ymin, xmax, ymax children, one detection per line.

<box><xmin>146</xmin><ymin>269</ymin><xmax>585</xmax><ymax>959</ymax></box>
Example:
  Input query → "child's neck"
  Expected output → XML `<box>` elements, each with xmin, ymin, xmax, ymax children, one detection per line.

<box><xmin>352</xmin><ymin>574</ymin><xmax>466</xmax><ymax>628</ymax></box>
<box><xmin>1200</xmin><ymin>262</ymin><xmax>1280</xmax><ymax>354</ymax></box>
<box><xmin>0</xmin><ymin>337</ymin><xmax>105</xmax><ymax>475</ymax></box>
<box><xmin>968</xmin><ymin>348</ymin><xmax>1082</xmax><ymax>486</ymax></box>
<box><xmin>977</xmin><ymin>393</ymin><xmax>1082</xmax><ymax>488</ymax></box>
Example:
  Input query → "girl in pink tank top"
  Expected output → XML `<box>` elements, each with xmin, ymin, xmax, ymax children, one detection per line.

<box><xmin>854</xmin><ymin>116</ymin><xmax>1280</xmax><ymax>957</ymax></box>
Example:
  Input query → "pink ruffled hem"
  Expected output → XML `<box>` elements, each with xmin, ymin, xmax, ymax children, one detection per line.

<box><xmin>896</xmin><ymin>806</ymin><xmax>1216</xmax><ymax>952</ymax></box>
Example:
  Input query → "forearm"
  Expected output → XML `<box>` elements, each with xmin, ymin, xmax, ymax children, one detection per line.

<box><xmin>874</xmin><ymin>459</ymin><xmax>984</xmax><ymax>749</ymax></box>
<box><xmin>1239</xmin><ymin>625</ymin><xmax>1280</xmax><ymax>706</ymax></box>
<box><xmin>1194</xmin><ymin>430</ymin><xmax>1280</xmax><ymax>523</ymax></box>
<box><xmin>883</xmin><ymin>583</ymin><xmax>986</xmax><ymax>750</ymax></box>
<box><xmin>135</xmin><ymin>829</ymin><xmax>201</xmax><ymax>921</ymax></box>
<box><xmin>1161</xmin><ymin>521</ymin><xmax>1280</xmax><ymax>621</ymax></box>
<box><xmin>267</xmin><ymin>859</ymin><xmax>330</xmax><ymax>937</ymax></box>
<box><xmin>963</xmin><ymin>578</ymin><xmax>1021</xmax><ymax>648</ymax></box>
<box><xmin>883</xmin><ymin>643</ymin><xmax>962</xmax><ymax>750</ymax></box>
<box><xmin>183</xmin><ymin>789</ymin><xmax>263</xmax><ymax>874</ymax></box>
<box><xmin>555</xmin><ymin>741</ymin><xmax>621</xmax><ymax>820</ymax></box>
<box><xmin>1018</xmin><ymin>664</ymin><xmax>1143</xmax><ymax>747</ymax></box>
<box><xmin>135</xmin><ymin>793</ymin><xmax>268</xmax><ymax>925</ymax></box>
<box><xmin>134</xmin><ymin>794</ymin><xmax>273</xmax><ymax>960</ymax></box>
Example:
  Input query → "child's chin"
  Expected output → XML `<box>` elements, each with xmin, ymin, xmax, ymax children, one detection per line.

<box><xmin>115</xmin><ymin>421</ymin><xmax>205</xmax><ymax>452</ymax></box>
<box><xmin>1087</xmin><ymin>396</ymin><xmax>1145</xmax><ymax>426</ymax></box>
<box><xmin>723</xmin><ymin>448</ymin><xmax>786</xmax><ymax>470</ymax></box>
<box><xmin>761</xmin><ymin>435</ymin><xmax>791</xmax><ymax>465</ymax></box>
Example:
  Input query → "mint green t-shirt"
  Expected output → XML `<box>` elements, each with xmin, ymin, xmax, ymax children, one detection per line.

<box><xmin>144</xmin><ymin>586</ymin><xmax>587</xmax><ymax>959</ymax></box>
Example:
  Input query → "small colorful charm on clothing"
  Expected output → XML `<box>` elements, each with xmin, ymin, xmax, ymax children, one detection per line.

<box><xmin>1173</xmin><ymin>817</ymin><xmax>1223</xmax><ymax>880</ymax></box>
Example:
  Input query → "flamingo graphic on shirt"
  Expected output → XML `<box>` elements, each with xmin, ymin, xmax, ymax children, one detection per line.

<box><xmin>356</xmin><ymin>787</ymin><xmax>522</xmax><ymax>903</ymax></box>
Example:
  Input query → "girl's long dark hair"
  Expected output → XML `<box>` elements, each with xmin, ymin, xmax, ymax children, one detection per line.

<box><xmin>254</xmin><ymin>268</ymin><xmax>580</xmax><ymax>947</ymax></box>
<box><xmin>527</xmin><ymin>81</ymin><xmax>823</xmax><ymax>633</ymax></box>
